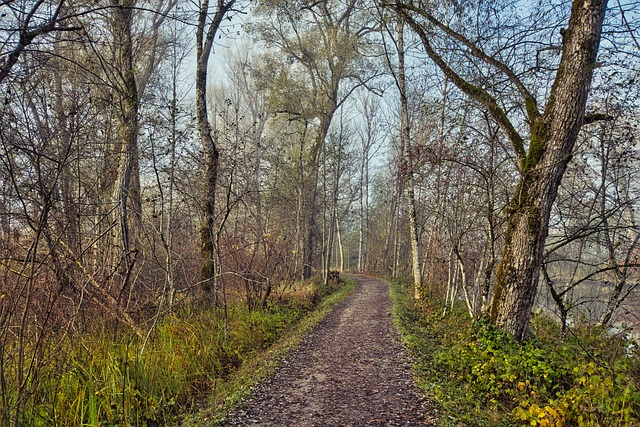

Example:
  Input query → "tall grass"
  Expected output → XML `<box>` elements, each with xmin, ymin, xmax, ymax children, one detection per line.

<box><xmin>3</xmin><ymin>279</ymin><xmax>352</xmax><ymax>426</ymax></box>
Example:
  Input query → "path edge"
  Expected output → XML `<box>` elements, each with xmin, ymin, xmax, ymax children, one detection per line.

<box><xmin>180</xmin><ymin>278</ymin><xmax>357</xmax><ymax>427</ymax></box>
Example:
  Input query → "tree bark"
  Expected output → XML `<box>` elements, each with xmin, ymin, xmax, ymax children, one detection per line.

<box><xmin>109</xmin><ymin>0</ymin><xmax>141</xmax><ymax>300</ymax></box>
<box><xmin>195</xmin><ymin>0</ymin><xmax>236</xmax><ymax>295</ymax></box>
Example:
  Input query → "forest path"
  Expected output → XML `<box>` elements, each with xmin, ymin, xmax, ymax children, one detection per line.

<box><xmin>218</xmin><ymin>276</ymin><xmax>436</xmax><ymax>426</ymax></box>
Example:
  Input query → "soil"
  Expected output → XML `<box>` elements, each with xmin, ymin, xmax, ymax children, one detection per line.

<box><xmin>218</xmin><ymin>276</ymin><xmax>437</xmax><ymax>426</ymax></box>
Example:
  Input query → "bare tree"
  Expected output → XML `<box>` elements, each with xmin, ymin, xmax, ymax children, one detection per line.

<box><xmin>195</xmin><ymin>0</ymin><xmax>239</xmax><ymax>298</ymax></box>
<box><xmin>397</xmin><ymin>0</ymin><xmax>609</xmax><ymax>339</ymax></box>
<box><xmin>355</xmin><ymin>94</ymin><xmax>384</xmax><ymax>273</ymax></box>
<box><xmin>252</xmin><ymin>0</ymin><xmax>379</xmax><ymax>279</ymax></box>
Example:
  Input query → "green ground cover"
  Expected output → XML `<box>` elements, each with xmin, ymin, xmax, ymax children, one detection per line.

<box><xmin>389</xmin><ymin>278</ymin><xmax>640</xmax><ymax>427</ymax></box>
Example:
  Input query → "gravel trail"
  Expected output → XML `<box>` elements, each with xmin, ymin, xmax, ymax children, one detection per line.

<box><xmin>218</xmin><ymin>276</ymin><xmax>436</xmax><ymax>426</ymax></box>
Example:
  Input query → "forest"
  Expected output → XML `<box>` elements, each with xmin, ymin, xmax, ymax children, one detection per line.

<box><xmin>1</xmin><ymin>0</ymin><xmax>639</xmax><ymax>425</ymax></box>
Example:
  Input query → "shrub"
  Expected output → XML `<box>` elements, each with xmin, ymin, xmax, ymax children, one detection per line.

<box><xmin>10</xmin><ymin>278</ymin><xmax>350</xmax><ymax>426</ymax></box>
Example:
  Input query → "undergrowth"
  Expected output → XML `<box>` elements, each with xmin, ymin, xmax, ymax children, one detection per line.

<box><xmin>12</xmin><ymin>278</ymin><xmax>355</xmax><ymax>426</ymax></box>
<box><xmin>389</xmin><ymin>278</ymin><xmax>640</xmax><ymax>427</ymax></box>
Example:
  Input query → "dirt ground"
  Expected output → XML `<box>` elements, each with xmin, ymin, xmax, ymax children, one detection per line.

<box><xmin>218</xmin><ymin>276</ymin><xmax>436</xmax><ymax>426</ymax></box>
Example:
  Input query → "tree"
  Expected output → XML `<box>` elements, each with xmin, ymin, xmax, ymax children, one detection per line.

<box><xmin>397</xmin><ymin>0</ymin><xmax>609</xmax><ymax>339</ymax></box>
<box><xmin>195</xmin><ymin>0</ymin><xmax>239</xmax><ymax>298</ymax></box>
<box><xmin>252</xmin><ymin>0</ymin><xmax>378</xmax><ymax>279</ymax></box>
<box><xmin>396</xmin><ymin>17</ymin><xmax>422</xmax><ymax>299</ymax></box>
<box><xmin>355</xmin><ymin>93</ymin><xmax>384</xmax><ymax>273</ymax></box>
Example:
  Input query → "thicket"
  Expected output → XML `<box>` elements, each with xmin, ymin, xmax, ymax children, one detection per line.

<box><xmin>5</xmin><ymin>279</ymin><xmax>354</xmax><ymax>426</ymax></box>
<box><xmin>390</xmin><ymin>279</ymin><xmax>640</xmax><ymax>426</ymax></box>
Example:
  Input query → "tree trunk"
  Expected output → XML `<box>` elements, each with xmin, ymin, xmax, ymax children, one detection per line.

<box><xmin>302</xmin><ymin>102</ymin><xmax>337</xmax><ymax>280</ymax></box>
<box><xmin>195</xmin><ymin>0</ymin><xmax>235</xmax><ymax>296</ymax></box>
<box><xmin>302</xmin><ymin>171</ymin><xmax>318</xmax><ymax>280</ymax></box>
<box><xmin>392</xmin><ymin>188</ymin><xmax>401</xmax><ymax>278</ymax></box>
<box><xmin>398</xmin><ymin>17</ymin><xmax>422</xmax><ymax>299</ymax></box>
<box><xmin>110</xmin><ymin>0</ymin><xmax>141</xmax><ymax>291</ymax></box>
<box><xmin>336</xmin><ymin>215</ymin><xmax>345</xmax><ymax>272</ymax></box>
<box><xmin>358</xmin><ymin>153</ymin><xmax>365</xmax><ymax>273</ymax></box>
<box><xmin>490</xmin><ymin>0</ymin><xmax>608</xmax><ymax>340</ymax></box>
<box><xmin>455</xmin><ymin>243</ymin><xmax>474</xmax><ymax>318</ymax></box>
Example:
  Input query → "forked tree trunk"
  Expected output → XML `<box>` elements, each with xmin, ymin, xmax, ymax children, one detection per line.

<box><xmin>489</xmin><ymin>0</ymin><xmax>608</xmax><ymax>340</ymax></box>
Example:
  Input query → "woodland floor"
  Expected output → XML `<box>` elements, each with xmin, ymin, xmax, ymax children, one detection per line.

<box><xmin>218</xmin><ymin>276</ymin><xmax>436</xmax><ymax>426</ymax></box>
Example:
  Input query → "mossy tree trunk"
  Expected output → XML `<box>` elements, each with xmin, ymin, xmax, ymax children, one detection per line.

<box><xmin>489</xmin><ymin>0</ymin><xmax>607</xmax><ymax>339</ymax></box>
<box><xmin>398</xmin><ymin>0</ymin><xmax>608</xmax><ymax>340</ymax></box>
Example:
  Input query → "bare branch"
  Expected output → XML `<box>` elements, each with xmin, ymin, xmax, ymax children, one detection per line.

<box><xmin>397</xmin><ymin>1</ymin><xmax>541</xmax><ymax>123</ymax></box>
<box><xmin>397</xmin><ymin>5</ymin><xmax>526</xmax><ymax>166</ymax></box>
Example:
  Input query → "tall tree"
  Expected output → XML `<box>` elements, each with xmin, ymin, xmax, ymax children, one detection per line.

<box><xmin>397</xmin><ymin>0</ymin><xmax>609</xmax><ymax>339</ymax></box>
<box><xmin>396</xmin><ymin>17</ymin><xmax>423</xmax><ymax>299</ymax></box>
<box><xmin>355</xmin><ymin>94</ymin><xmax>383</xmax><ymax>273</ymax></box>
<box><xmin>253</xmin><ymin>0</ymin><xmax>378</xmax><ymax>279</ymax></box>
<box><xmin>195</xmin><ymin>0</ymin><xmax>237</xmax><ymax>297</ymax></box>
<box><xmin>109</xmin><ymin>0</ymin><xmax>141</xmax><ymax>286</ymax></box>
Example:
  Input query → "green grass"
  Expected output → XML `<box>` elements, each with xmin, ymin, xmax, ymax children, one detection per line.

<box><xmin>388</xmin><ymin>278</ymin><xmax>640</xmax><ymax>427</ymax></box>
<box><xmin>6</xmin><ymin>278</ymin><xmax>356</xmax><ymax>427</ymax></box>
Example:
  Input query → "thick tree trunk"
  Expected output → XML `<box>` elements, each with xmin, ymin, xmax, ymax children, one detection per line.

<box><xmin>398</xmin><ymin>17</ymin><xmax>422</xmax><ymax>299</ymax></box>
<box><xmin>489</xmin><ymin>0</ymin><xmax>608</xmax><ymax>340</ymax></box>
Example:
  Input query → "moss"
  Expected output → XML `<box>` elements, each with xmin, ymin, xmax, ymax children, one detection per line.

<box><xmin>527</xmin><ymin>206</ymin><xmax>540</xmax><ymax>234</ymax></box>
<box><xmin>522</xmin><ymin>120</ymin><xmax>547</xmax><ymax>172</ymax></box>
<box><xmin>524</xmin><ymin>96</ymin><xmax>539</xmax><ymax>121</ymax></box>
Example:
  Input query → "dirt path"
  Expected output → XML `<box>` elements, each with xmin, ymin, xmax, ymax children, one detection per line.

<box><xmin>218</xmin><ymin>276</ymin><xmax>436</xmax><ymax>426</ymax></box>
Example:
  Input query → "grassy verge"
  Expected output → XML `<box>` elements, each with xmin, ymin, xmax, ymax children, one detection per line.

<box><xmin>389</xmin><ymin>278</ymin><xmax>640</xmax><ymax>427</ymax></box>
<box><xmin>182</xmin><ymin>277</ymin><xmax>356</xmax><ymax>426</ymax></box>
<box><xmin>14</xmin><ymin>278</ymin><xmax>355</xmax><ymax>426</ymax></box>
